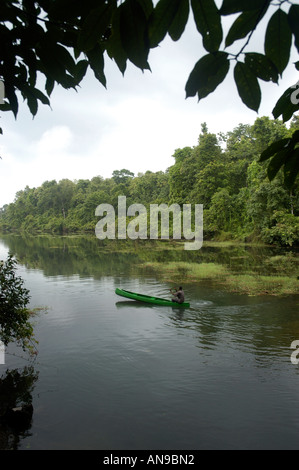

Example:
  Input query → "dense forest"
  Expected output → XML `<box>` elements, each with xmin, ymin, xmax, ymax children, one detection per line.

<box><xmin>1</xmin><ymin>116</ymin><xmax>299</xmax><ymax>247</ymax></box>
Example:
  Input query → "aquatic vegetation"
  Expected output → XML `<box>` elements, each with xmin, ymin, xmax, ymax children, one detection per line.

<box><xmin>141</xmin><ymin>261</ymin><xmax>299</xmax><ymax>296</ymax></box>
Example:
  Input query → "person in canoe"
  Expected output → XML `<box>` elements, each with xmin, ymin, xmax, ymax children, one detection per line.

<box><xmin>170</xmin><ymin>286</ymin><xmax>185</xmax><ymax>304</ymax></box>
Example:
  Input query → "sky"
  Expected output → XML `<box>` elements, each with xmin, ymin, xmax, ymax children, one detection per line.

<box><xmin>0</xmin><ymin>6</ymin><xmax>298</xmax><ymax>207</ymax></box>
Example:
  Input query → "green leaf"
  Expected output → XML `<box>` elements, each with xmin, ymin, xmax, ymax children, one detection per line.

<box><xmin>4</xmin><ymin>83</ymin><xmax>18</xmax><ymax>118</ymax></box>
<box><xmin>245</xmin><ymin>53</ymin><xmax>278</xmax><ymax>83</ymax></box>
<box><xmin>220</xmin><ymin>0</ymin><xmax>270</xmax><ymax>15</ymax></box>
<box><xmin>31</xmin><ymin>88</ymin><xmax>50</xmax><ymax>106</ymax></box>
<box><xmin>168</xmin><ymin>0</ymin><xmax>189</xmax><ymax>42</ymax></box>
<box><xmin>291</xmin><ymin>129</ymin><xmax>299</xmax><ymax>144</ymax></box>
<box><xmin>74</xmin><ymin>60</ymin><xmax>89</xmax><ymax>84</ymax></box>
<box><xmin>260</xmin><ymin>131</ymin><xmax>299</xmax><ymax>187</ymax></box>
<box><xmin>37</xmin><ymin>40</ymin><xmax>72</xmax><ymax>85</ymax></box>
<box><xmin>185</xmin><ymin>52</ymin><xmax>229</xmax><ymax>100</ymax></box>
<box><xmin>45</xmin><ymin>77</ymin><xmax>55</xmax><ymax>97</ymax></box>
<box><xmin>28</xmin><ymin>65</ymin><xmax>37</xmax><ymax>88</ymax></box>
<box><xmin>119</xmin><ymin>0</ymin><xmax>150</xmax><ymax>70</ymax></box>
<box><xmin>149</xmin><ymin>0</ymin><xmax>184</xmax><ymax>48</ymax></box>
<box><xmin>0</xmin><ymin>103</ymin><xmax>11</xmax><ymax>112</ymax></box>
<box><xmin>295</xmin><ymin>61</ymin><xmax>299</xmax><ymax>72</ymax></box>
<box><xmin>77</xmin><ymin>3</ymin><xmax>114</xmax><ymax>52</ymax></box>
<box><xmin>18</xmin><ymin>49</ymin><xmax>38</xmax><ymax>87</ymax></box>
<box><xmin>137</xmin><ymin>0</ymin><xmax>154</xmax><ymax>19</ymax></box>
<box><xmin>26</xmin><ymin>95</ymin><xmax>38</xmax><ymax>117</ymax></box>
<box><xmin>191</xmin><ymin>0</ymin><xmax>222</xmax><ymax>52</ymax></box>
<box><xmin>106</xmin><ymin>7</ymin><xmax>127</xmax><ymax>75</ymax></box>
<box><xmin>267</xmin><ymin>149</ymin><xmax>288</xmax><ymax>181</ymax></box>
<box><xmin>17</xmin><ymin>63</ymin><xmax>28</xmax><ymax>82</ymax></box>
<box><xmin>284</xmin><ymin>147</ymin><xmax>299</xmax><ymax>188</ymax></box>
<box><xmin>55</xmin><ymin>45</ymin><xmax>76</xmax><ymax>76</ymax></box>
<box><xmin>259</xmin><ymin>137</ymin><xmax>291</xmax><ymax>162</ymax></box>
<box><xmin>288</xmin><ymin>5</ymin><xmax>299</xmax><ymax>54</ymax></box>
<box><xmin>225</xmin><ymin>9</ymin><xmax>267</xmax><ymax>48</ymax></box>
<box><xmin>20</xmin><ymin>86</ymin><xmax>50</xmax><ymax>117</ymax></box>
<box><xmin>86</xmin><ymin>45</ymin><xmax>106</xmax><ymax>87</ymax></box>
<box><xmin>272</xmin><ymin>86</ymin><xmax>299</xmax><ymax>122</ymax></box>
<box><xmin>47</xmin><ymin>0</ymin><xmax>84</xmax><ymax>21</ymax></box>
<box><xmin>264</xmin><ymin>9</ymin><xmax>292</xmax><ymax>76</ymax></box>
<box><xmin>234</xmin><ymin>61</ymin><xmax>261</xmax><ymax>112</ymax></box>
<box><xmin>21</xmin><ymin>86</ymin><xmax>38</xmax><ymax>116</ymax></box>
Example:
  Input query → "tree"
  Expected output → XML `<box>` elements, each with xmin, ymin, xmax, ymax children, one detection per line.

<box><xmin>168</xmin><ymin>147</ymin><xmax>197</xmax><ymax>204</ymax></box>
<box><xmin>55</xmin><ymin>179</ymin><xmax>75</xmax><ymax>219</ymax></box>
<box><xmin>261</xmin><ymin>210</ymin><xmax>299</xmax><ymax>246</ymax></box>
<box><xmin>205</xmin><ymin>188</ymin><xmax>235</xmax><ymax>233</ymax></box>
<box><xmin>0</xmin><ymin>0</ymin><xmax>298</xmax><ymax>183</ymax></box>
<box><xmin>222</xmin><ymin>124</ymin><xmax>256</xmax><ymax>194</ymax></box>
<box><xmin>129</xmin><ymin>170</ymin><xmax>169</xmax><ymax>204</ymax></box>
<box><xmin>0</xmin><ymin>254</ymin><xmax>37</xmax><ymax>353</ymax></box>
<box><xmin>112</xmin><ymin>169</ymin><xmax>134</xmax><ymax>185</ymax></box>
<box><xmin>193</xmin><ymin>123</ymin><xmax>223</xmax><ymax>172</ymax></box>
<box><xmin>190</xmin><ymin>160</ymin><xmax>230</xmax><ymax>207</ymax></box>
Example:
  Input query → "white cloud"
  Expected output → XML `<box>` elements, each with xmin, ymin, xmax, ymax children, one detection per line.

<box><xmin>35</xmin><ymin>126</ymin><xmax>73</xmax><ymax>155</ymax></box>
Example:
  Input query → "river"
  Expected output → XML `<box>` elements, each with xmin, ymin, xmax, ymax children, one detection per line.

<box><xmin>0</xmin><ymin>234</ymin><xmax>298</xmax><ymax>450</ymax></box>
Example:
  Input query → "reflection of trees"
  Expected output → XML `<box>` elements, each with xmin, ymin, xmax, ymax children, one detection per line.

<box><xmin>0</xmin><ymin>366</ymin><xmax>38</xmax><ymax>450</ymax></box>
<box><xmin>0</xmin><ymin>234</ymin><xmax>294</xmax><ymax>280</ymax></box>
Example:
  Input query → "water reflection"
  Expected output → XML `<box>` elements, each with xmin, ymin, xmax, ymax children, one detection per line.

<box><xmin>0</xmin><ymin>233</ymin><xmax>297</xmax><ymax>279</ymax></box>
<box><xmin>0</xmin><ymin>366</ymin><xmax>38</xmax><ymax>450</ymax></box>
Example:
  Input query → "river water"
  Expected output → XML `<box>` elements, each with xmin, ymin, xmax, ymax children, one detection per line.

<box><xmin>0</xmin><ymin>234</ymin><xmax>299</xmax><ymax>450</ymax></box>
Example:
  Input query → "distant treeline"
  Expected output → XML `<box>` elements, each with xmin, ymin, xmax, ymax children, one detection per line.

<box><xmin>1</xmin><ymin>116</ymin><xmax>299</xmax><ymax>246</ymax></box>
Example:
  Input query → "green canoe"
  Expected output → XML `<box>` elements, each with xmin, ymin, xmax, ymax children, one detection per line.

<box><xmin>115</xmin><ymin>288</ymin><xmax>190</xmax><ymax>308</ymax></box>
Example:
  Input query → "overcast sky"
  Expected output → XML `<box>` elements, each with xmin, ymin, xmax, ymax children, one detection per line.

<box><xmin>0</xmin><ymin>7</ymin><xmax>298</xmax><ymax>207</ymax></box>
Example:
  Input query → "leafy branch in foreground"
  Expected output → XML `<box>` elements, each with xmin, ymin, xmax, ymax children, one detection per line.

<box><xmin>0</xmin><ymin>0</ymin><xmax>298</xmax><ymax>185</ymax></box>
<box><xmin>184</xmin><ymin>1</ymin><xmax>298</xmax><ymax>186</ymax></box>
<box><xmin>0</xmin><ymin>254</ymin><xmax>38</xmax><ymax>355</ymax></box>
<box><xmin>259</xmin><ymin>130</ymin><xmax>299</xmax><ymax>188</ymax></box>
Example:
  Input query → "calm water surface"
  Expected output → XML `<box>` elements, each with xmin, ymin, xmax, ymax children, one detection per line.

<box><xmin>0</xmin><ymin>235</ymin><xmax>299</xmax><ymax>450</ymax></box>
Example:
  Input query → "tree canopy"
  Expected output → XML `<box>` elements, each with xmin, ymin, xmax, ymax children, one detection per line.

<box><xmin>0</xmin><ymin>0</ymin><xmax>299</xmax><ymax>184</ymax></box>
